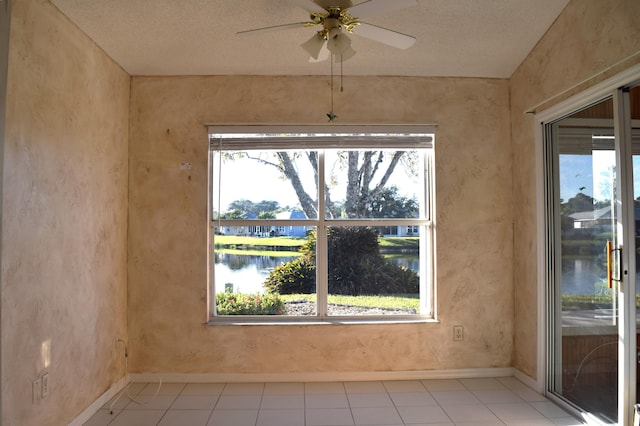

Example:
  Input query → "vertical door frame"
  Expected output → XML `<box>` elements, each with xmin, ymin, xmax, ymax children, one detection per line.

<box><xmin>535</xmin><ymin>63</ymin><xmax>640</xmax><ymax>425</ymax></box>
<box><xmin>614</xmin><ymin>86</ymin><xmax>637</xmax><ymax>426</ymax></box>
<box><xmin>0</xmin><ymin>0</ymin><xmax>12</xmax><ymax>421</ymax></box>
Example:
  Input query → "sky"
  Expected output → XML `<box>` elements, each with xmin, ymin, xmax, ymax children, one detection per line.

<box><xmin>213</xmin><ymin>154</ymin><xmax>314</xmax><ymax>212</ymax></box>
<box><xmin>559</xmin><ymin>151</ymin><xmax>614</xmax><ymax>202</ymax></box>
<box><xmin>559</xmin><ymin>151</ymin><xmax>640</xmax><ymax>203</ymax></box>
<box><xmin>212</xmin><ymin>151</ymin><xmax>421</xmax><ymax>213</ymax></box>
<box><xmin>214</xmin><ymin>149</ymin><xmax>640</xmax><ymax>213</ymax></box>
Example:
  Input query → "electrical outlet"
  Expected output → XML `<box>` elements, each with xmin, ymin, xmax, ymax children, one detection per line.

<box><xmin>33</xmin><ymin>377</ymin><xmax>41</xmax><ymax>403</ymax></box>
<box><xmin>41</xmin><ymin>373</ymin><xmax>49</xmax><ymax>399</ymax></box>
<box><xmin>454</xmin><ymin>325</ymin><xmax>464</xmax><ymax>341</ymax></box>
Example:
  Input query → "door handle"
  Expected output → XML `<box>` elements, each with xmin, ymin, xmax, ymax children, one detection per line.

<box><xmin>606</xmin><ymin>241</ymin><xmax>621</xmax><ymax>289</ymax></box>
<box><xmin>607</xmin><ymin>241</ymin><xmax>613</xmax><ymax>289</ymax></box>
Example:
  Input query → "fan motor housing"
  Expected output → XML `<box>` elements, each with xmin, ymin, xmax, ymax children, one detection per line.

<box><xmin>315</xmin><ymin>0</ymin><xmax>353</xmax><ymax>8</ymax></box>
<box><xmin>323</xmin><ymin>17</ymin><xmax>341</xmax><ymax>30</ymax></box>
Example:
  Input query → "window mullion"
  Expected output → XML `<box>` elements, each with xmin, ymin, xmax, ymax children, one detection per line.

<box><xmin>316</xmin><ymin>150</ymin><xmax>328</xmax><ymax>317</ymax></box>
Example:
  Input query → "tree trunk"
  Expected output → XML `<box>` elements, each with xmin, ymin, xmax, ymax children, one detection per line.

<box><xmin>277</xmin><ymin>152</ymin><xmax>318</xmax><ymax>219</ymax></box>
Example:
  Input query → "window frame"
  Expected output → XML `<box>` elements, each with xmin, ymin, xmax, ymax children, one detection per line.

<box><xmin>207</xmin><ymin>125</ymin><xmax>436</xmax><ymax>324</ymax></box>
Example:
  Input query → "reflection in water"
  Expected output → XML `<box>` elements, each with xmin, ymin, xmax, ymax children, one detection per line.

<box><xmin>561</xmin><ymin>258</ymin><xmax>606</xmax><ymax>295</ymax></box>
<box><xmin>214</xmin><ymin>252</ymin><xmax>419</xmax><ymax>294</ymax></box>
<box><xmin>214</xmin><ymin>253</ymin><xmax>296</xmax><ymax>294</ymax></box>
<box><xmin>386</xmin><ymin>255</ymin><xmax>420</xmax><ymax>274</ymax></box>
<box><xmin>215</xmin><ymin>252</ymin><xmax>296</xmax><ymax>271</ymax></box>
<box><xmin>562</xmin><ymin>257</ymin><xmax>640</xmax><ymax>295</ymax></box>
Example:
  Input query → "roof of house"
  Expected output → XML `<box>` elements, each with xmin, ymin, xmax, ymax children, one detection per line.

<box><xmin>568</xmin><ymin>206</ymin><xmax>612</xmax><ymax>221</ymax></box>
<box><xmin>276</xmin><ymin>209</ymin><xmax>307</xmax><ymax>220</ymax></box>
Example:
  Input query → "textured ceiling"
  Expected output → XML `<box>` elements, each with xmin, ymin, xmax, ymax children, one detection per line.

<box><xmin>49</xmin><ymin>0</ymin><xmax>569</xmax><ymax>78</ymax></box>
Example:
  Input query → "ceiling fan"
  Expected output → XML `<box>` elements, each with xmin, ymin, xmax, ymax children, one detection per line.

<box><xmin>237</xmin><ymin>0</ymin><xmax>418</xmax><ymax>62</ymax></box>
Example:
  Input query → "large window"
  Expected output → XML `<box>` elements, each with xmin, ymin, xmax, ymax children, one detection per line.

<box><xmin>208</xmin><ymin>126</ymin><xmax>435</xmax><ymax>322</ymax></box>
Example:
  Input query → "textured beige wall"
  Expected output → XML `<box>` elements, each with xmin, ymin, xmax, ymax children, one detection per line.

<box><xmin>510</xmin><ymin>0</ymin><xmax>640</xmax><ymax>379</ymax></box>
<box><xmin>2</xmin><ymin>0</ymin><xmax>130</xmax><ymax>424</ymax></box>
<box><xmin>4</xmin><ymin>0</ymin><xmax>639</xmax><ymax>423</ymax></box>
<box><xmin>128</xmin><ymin>75</ymin><xmax>514</xmax><ymax>374</ymax></box>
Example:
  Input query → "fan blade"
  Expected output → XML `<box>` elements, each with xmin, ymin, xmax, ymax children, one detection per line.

<box><xmin>236</xmin><ymin>22</ymin><xmax>311</xmax><ymax>36</ymax></box>
<box><xmin>354</xmin><ymin>22</ymin><xmax>416</xmax><ymax>49</ymax></box>
<box><xmin>289</xmin><ymin>0</ymin><xmax>327</xmax><ymax>14</ymax></box>
<box><xmin>348</xmin><ymin>0</ymin><xmax>417</xmax><ymax>19</ymax></box>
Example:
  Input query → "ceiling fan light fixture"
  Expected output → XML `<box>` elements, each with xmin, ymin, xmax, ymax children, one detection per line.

<box><xmin>326</xmin><ymin>27</ymin><xmax>351</xmax><ymax>55</ymax></box>
<box><xmin>301</xmin><ymin>32</ymin><xmax>326</xmax><ymax>60</ymax></box>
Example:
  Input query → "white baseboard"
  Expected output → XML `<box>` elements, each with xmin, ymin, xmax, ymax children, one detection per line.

<box><xmin>130</xmin><ymin>367</ymin><xmax>515</xmax><ymax>384</ymax></box>
<box><xmin>513</xmin><ymin>368</ymin><xmax>541</xmax><ymax>393</ymax></box>
<box><xmin>68</xmin><ymin>376</ymin><xmax>127</xmax><ymax>426</ymax></box>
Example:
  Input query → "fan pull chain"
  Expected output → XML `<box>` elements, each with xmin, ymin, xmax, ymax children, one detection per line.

<box><xmin>327</xmin><ymin>54</ymin><xmax>337</xmax><ymax>122</ymax></box>
<box><xmin>340</xmin><ymin>55</ymin><xmax>344</xmax><ymax>92</ymax></box>
<box><xmin>331</xmin><ymin>56</ymin><xmax>334</xmax><ymax>108</ymax></box>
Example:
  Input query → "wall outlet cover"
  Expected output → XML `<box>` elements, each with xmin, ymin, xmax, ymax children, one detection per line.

<box><xmin>41</xmin><ymin>373</ymin><xmax>49</xmax><ymax>399</ymax></box>
<box><xmin>33</xmin><ymin>378</ymin><xmax>41</xmax><ymax>403</ymax></box>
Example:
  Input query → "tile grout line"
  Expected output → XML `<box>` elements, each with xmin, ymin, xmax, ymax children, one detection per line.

<box><xmin>86</xmin><ymin>378</ymin><xmax>587</xmax><ymax>426</ymax></box>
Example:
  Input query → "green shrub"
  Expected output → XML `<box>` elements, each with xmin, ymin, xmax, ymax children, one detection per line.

<box><xmin>327</xmin><ymin>250</ymin><xmax>418</xmax><ymax>295</ymax></box>
<box><xmin>326</xmin><ymin>227</ymin><xmax>418</xmax><ymax>295</ymax></box>
<box><xmin>264</xmin><ymin>227</ymin><xmax>419</xmax><ymax>296</ymax></box>
<box><xmin>263</xmin><ymin>257</ymin><xmax>316</xmax><ymax>294</ymax></box>
<box><xmin>216</xmin><ymin>292</ymin><xmax>284</xmax><ymax>315</ymax></box>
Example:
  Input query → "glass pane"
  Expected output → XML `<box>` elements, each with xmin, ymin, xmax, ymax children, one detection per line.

<box><xmin>324</xmin><ymin>149</ymin><xmax>423</xmax><ymax>219</ymax></box>
<box><xmin>212</xmin><ymin>148</ymin><xmax>320</xmax><ymax>316</ymax></box>
<box><xmin>550</xmin><ymin>97</ymin><xmax>618</xmax><ymax>423</ymax></box>
<box><xmin>212</xmin><ymin>150</ymin><xmax>318</xmax><ymax>220</ymax></box>
<box><xmin>210</xmin><ymin>142</ymin><xmax>431</xmax><ymax>319</ymax></box>
<box><xmin>326</xmin><ymin>226</ymin><xmax>420</xmax><ymax>316</ymax></box>
<box><xmin>214</xmin><ymin>227</ymin><xmax>317</xmax><ymax>316</ymax></box>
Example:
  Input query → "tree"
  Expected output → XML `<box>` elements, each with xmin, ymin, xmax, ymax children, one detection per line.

<box><xmin>560</xmin><ymin>192</ymin><xmax>596</xmax><ymax>216</ymax></box>
<box><xmin>366</xmin><ymin>185</ymin><xmax>418</xmax><ymax>218</ymax></box>
<box><xmin>244</xmin><ymin>150</ymin><xmax>416</xmax><ymax>219</ymax></box>
<box><xmin>227</xmin><ymin>199</ymin><xmax>254</xmax><ymax>214</ymax></box>
<box><xmin>343</xmin><ymin>151</ymin><xmax>406</xmax><ymax>218</ymax></box>
<box><xmin>220</xmin><ymin>209</ymin><xmax>244</xmax><ymax>219</ymax></box>
<box><xmin>226</xmin><ymin>199</ymin><xmax>281</xmax><ymax>217</ymax></box>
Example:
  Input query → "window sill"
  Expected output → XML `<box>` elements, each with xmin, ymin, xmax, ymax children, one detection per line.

<box><xmin>207</xmin><ymin>316</ymin><xmax>439</xmax><ymax>326</ymax></box>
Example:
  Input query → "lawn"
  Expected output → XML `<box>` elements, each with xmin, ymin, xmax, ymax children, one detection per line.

<box><xmin>378</xmin><ymin>236</ymin><xmax>419</xmax><ymax>249</ymax></box>
<box><xmin>214</xmin><ymin>235</ymin><xmax>418</xmax><ymax>251</ymax></box>
<box><xmin>214</xmin><ymin>235</ymin><xmax>306</xmax><ymax>248</ymax></box>
<box><xmin>279</xmin><ymin>293</ymin><xmax>420</xmax><ymax>311</ymax></box>
<box><xmin>562</xmin><ymin>294</ymin><xmax>640</xmax><ymax>310</ymax></box>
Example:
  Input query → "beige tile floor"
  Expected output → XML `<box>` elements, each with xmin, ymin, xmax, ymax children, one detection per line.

<box><xmin>83</xmin><ymin>377</ymin><xmax>586</xmax><ymax>426</ymax></box>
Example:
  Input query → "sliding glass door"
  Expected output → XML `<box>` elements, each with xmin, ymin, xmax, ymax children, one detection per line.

<box><xmin>545</xmin><ymin>85</ymin><xmax>639</xmax><ymax>425</ymax></box>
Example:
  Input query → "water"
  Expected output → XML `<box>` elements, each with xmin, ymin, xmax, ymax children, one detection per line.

<box><xmin>561</xmin><ymin>257</ymin><xmax>640</xmax><ymax>295</ymax></box>
<box><xmin>214</xmin><ymin>253</ymin><xmax>297</xmax><ymax>294</ymax></box>
<box><xmin>215</xmin><ymin>254</ymin><xmax>625</xmax><ymax>296</ymax></box>
<box><xmin>214</xmin><ymin>252</ymin><xmax>419</xmax><ymax>294</ymax></box>
<box><xmin>561</xmin><ymin>258</ymin><xmax>606</xmax><ymax>295</ymax></box>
